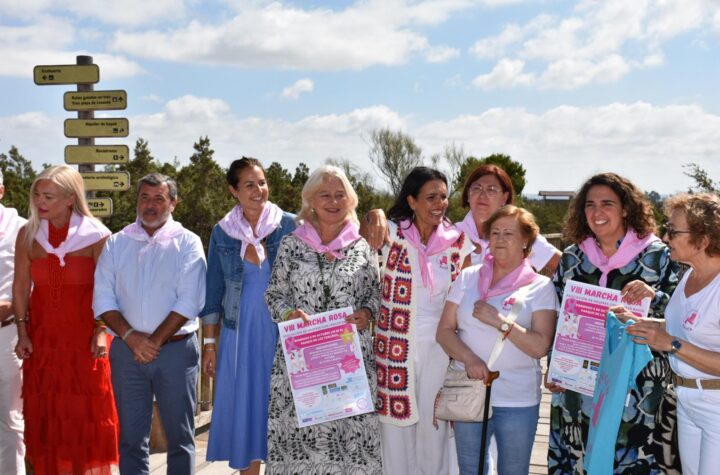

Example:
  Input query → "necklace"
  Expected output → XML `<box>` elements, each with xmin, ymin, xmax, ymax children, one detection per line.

<box><xmin>316</xmin><ymin>252</ymin><xmax>339</xmax><ymax>311</ymax></box>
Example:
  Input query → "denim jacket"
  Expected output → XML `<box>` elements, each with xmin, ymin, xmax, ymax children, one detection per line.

<box><xmin>199</xmin><ymin>211</ymin><xmax>296</xmax><ymax>329</ymax></box>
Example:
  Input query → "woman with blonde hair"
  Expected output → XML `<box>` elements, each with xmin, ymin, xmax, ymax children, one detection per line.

<box><xmin>14</xmin><ymin>165</ymin><xmax>119</xmax><ymax>474</ymax></box>
<box><xmin>264</xmin><ymin>165</ymin><xmax>382</xmax><ymax>474</ymax></box>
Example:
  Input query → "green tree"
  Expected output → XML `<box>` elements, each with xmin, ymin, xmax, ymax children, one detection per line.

<box><xmin>368</xmin><ymin>128</ymin><xmax>423</xmax><ymax>196</ymax></box>
<box><xmin>266</xmin><ymin>162</ymin><xmax>309</xmax><ymax>214</ymax></box>
<box><xmin>0</xmin><ymin>145</ymin><xmax>37</xmax><ymax>217</ymax></box>
<box><xmin>431</xmin><ymin>142</ymin><xmax>467</xmax><ymax>199</ymax></box>
<box><xmin>683</xmin><ymin>163</ymin><xmax>718</xmax><ymax>193</ymax></box>
<box><xmin>174</xmin><ymin>136</ymin><xmax>235</xmax><ymax>248</ymax></box>
<box><xmin>453</xmin><ymin>154</ymin><xmax>527</xmax><ymax>197</ymax></box>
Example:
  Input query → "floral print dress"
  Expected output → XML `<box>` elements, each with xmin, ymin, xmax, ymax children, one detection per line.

<box><xmin>548</xmin><ymin>240</ymin><xmax>681</xmax><ymax>474</ymax></box>
<box><xmin>264</xmin><ymin>234</ymin><xmax>382</xmax><ymax>475</ymax></box>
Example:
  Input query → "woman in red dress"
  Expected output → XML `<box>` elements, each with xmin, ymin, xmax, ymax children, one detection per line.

<box><xmin>13</xmin><ymin>165</ymin><xmax>119</xmax><ymax>475</ymax></box>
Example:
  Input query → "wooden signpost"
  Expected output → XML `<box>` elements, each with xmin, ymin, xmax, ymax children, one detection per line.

<box><xmin>35</xmin><ymin>56</ymin><xmax>130</xmax><ymax>218</ymax></box>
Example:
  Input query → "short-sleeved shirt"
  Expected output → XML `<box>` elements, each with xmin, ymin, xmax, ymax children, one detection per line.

<box><xmin>666</xmin><ymin>269</ymin><xmax>720</xmax><ymax>379</ymax></box>
<box><xmin>445</xmin><ymin>265</ymin><xmax>558</xmax><ymax>406</ymax></box>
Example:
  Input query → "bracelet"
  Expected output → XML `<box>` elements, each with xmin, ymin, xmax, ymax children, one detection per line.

<box><xmin>15</xmin><ymin>317</ymin><xmax>28</xmax><ymax>324</ymax></box>
<box><xmin>95</xmin><ymin>319</ymin><xmax>107</xmax><ymax>328</ymax></box>
<box><xmin>203</xmin><ymin>346</ymin><xmax>216</xmax><ymax>351</ymax></box>
<box><xmin>122</xmin><ymin>328</ymin><xmax>135</xmax><ymax>341</ymax></box>
<box><xmin>203</xmin><ymin>337</ymin><xmax>216</xmax><ymax>345</ymax></box>
<box><xmin>282</xmin><ymin>309</ymin><xmax>294</xmax><ymax>321</ymax></box>
<box><xmin>502</xmin><ymin>323</ymin><xmax>515</xmax><ymax>341</ymax></box>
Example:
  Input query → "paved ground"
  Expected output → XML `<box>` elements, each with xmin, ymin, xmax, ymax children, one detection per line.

<box><xmin>142</xmin><ymin>360</ymin><xmax>552</xmax><ymax>474</ymax></box>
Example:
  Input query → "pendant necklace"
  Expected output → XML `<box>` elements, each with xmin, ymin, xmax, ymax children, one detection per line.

<box><xmin>316</xmin><ymin>252</ymin><xmax>339</xmax><ymax>311</ymax></box>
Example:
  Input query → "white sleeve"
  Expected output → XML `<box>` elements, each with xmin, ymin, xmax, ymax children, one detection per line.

<box><xmin>529</xmin><ymin>278</ymin><xmax>560</xmax><ymax>312</ymax></box>
<box><xmin>529</xmin><ymin>235</ymin><xmax>558</xmax><ymax>270</ymax></box>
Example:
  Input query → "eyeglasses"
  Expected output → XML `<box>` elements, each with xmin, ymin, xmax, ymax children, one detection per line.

<box><xmin>468</xmin><ymin>185</ymin><xmax>502</xmax><ymax>197</ymax></box>
<box><xmin>661</xmin><ymin>224</ymin><xmax>692</xmax><ymax>240</ymax></box>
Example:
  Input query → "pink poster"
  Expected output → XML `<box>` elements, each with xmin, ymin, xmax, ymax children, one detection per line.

<box><xmin>548</xmin><ymin>281</ymin><xmax>649</xmax><ymax>396</ymax></box>
<box><xmin>278</xmin><ymin>307</ymin><xmax>374</xmax><ymax>428</ymax></box>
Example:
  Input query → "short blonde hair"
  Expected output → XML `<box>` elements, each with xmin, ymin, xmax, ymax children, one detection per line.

<box><xmin>483</xmin><ymin>205</ymin><xmax>540</xmax><ymax>258</ymax></box>
<box><xmin>25</xmin><ymin>165</ymin><xmax>96</xmax><ymax>246</ymax></box>
<box><xmin>664</xmin><ymin>192</ymin><xmax>720</xmax><ymax>257</ymax></box>
<box><xmin>297</xmin><ymin>165</ymin><xmax>359</xmax><ymax>226</ymax></box>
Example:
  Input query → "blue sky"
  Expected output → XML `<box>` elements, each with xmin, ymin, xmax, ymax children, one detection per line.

<box><xmin>2</xmin><ymin>0</ymin><xmax>719</xmax><ymax>195</ymax></box>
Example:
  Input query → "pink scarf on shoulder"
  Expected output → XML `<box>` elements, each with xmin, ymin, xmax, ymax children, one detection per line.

<box><xmin>400</xmin><ymin>219</ymin><xmax>460</xmax><ymax>293</ymax></box>
<box><xmin>120</xmin><ymin>216</ymin><xmax>184</xmax><ymax>255</ymax></box>
<box><xmin>477</xmin><ymin>253</ymin><xmax>537</xmax><ymax>300</ymax></box>
<box><xmin>34</xmin><ymin>212</ymin><xmax>110</xmax><ymax>267</ymax></box>
<box><xmin>293</xmin><ymin>220</ymin><xmax>360</xmax><ymax>259</ymax></box>
<box><xmin>578</xmin><ymin>228</ymin><xmax>661</xmax><ymax>287</ymax></box>
<box><xmin>218</xmin><ymin>202</ymin><xmax>282</xmax><ymax>263</ymax></box>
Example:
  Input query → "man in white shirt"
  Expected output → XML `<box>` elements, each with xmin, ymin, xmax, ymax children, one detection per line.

<box><xmin>93</xmin><ymin>173</ymin><xmax>206</xmax><ymax>475</ymax></box>
<box><xmin>0</xmin><ymin>169</ymin><xmax>27</xmax><ymax>475</ymax></box>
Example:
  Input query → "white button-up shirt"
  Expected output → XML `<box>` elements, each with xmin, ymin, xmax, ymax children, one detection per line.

<box><xmin>0</xmin><ymin>206</ymin><xmax>26</xmax><ymax>311</ymax></box>
<box><xmin>93</xmin><ymin>221</ymin><xmax>207</xmax><ymax>335</ymax></box>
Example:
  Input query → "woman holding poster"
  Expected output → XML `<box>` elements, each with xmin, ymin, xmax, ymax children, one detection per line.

<box><xmin>200</xmin><ymin>157</ymin><xmax>296</xmax><ymax>474</ymax></box>
<box><xmin>547</xmin><ymin>172</ymin><xmax>680</xmax><ymax>474</ymax></box>
<box><xmin>616</xmin><ymin>193</ymin><xmax>720</xmax><ymax>475</ymax></box>
<box><xmin>437</xmin><ymin>205</ymin><xmax>558</xmax><ymax>475</ymax></box>
<box><xmin>264</xmin><ymin>165</ymin><xmax>381</xmax><ymax>474</ymax></box>
<box><xmin>376</xmin><ymin>167</ymin><xmax>473</xmax><ymax>475</ymax></box>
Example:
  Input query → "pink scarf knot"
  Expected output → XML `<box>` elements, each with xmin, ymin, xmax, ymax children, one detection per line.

<box><xmin>218</xmin><ymin>202</ymin><xmax>282</xmax><ymax>263</ymax></box>
<box><xmin>399</xmin><ymin>219</ymin><xmax>460</xmax><ymax>293</ymax></box>
<box><xmin>477</xmin><ymin>253</ymin><xmax>538</xmax><ymax>300</ymax></box>
<box><xmin>578</xmin><ymin>229</ymin><xmax>660</xmax><ymax>287</ymax></box>
<box><xmin>293</xmin><ymin>220</ymin><xmax>360</xmax><ymax>259</ymax></box>
<box><xmin>34</xmin><ymin>212</ymin><xmax>110</xmax><ymax>267</ymax></box>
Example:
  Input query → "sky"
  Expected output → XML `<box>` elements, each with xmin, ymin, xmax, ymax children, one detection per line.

<box><xmin>1</xmin><ymin>0</ymin><xmax>720</xmax><ymax>195</ymax></box>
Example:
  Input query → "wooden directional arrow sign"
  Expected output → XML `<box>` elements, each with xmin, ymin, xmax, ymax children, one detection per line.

<box><xmin>65</xmin><ymin>145</ymin><xmax>129</xmax><ymax>164</ymax></box>
<box><xmin>64</xmin><ymin>90</ymin><xmax>127</xmax><ymax>111</ymax></box>
<box><xmin>64</xmin><ymin>118</ymin><xmax>129</xmax><ymax>138</ymax></box>
<box><xmin>33</xmin><ymin>64</ymin><xmax>100</xmax><ymax>85</ymax></box>
<box><xmin>82</xmin><ymin>172</ymin><xmax>131</xmax><ymax>191</ymax></box>
<box><xmin>87</xmin><ymin>198</ymin><xmax>114</xmax><ymax>218</ymax></box>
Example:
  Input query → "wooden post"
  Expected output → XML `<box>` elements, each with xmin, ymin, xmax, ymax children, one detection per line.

<box><xmin>75</xmin><ymin>55</ymin><xmax>95</xmax><ymax>198</ymax></box>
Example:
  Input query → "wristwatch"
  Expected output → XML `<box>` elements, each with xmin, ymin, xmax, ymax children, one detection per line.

<box><xmin>669</xmin><ymin>338</ymin><xmax>683</xmax><ymax>354</ymax></box>
<box><xmin>499</xmin><ymin>321</ymin><xmax>512</xmax><ymax>333</ymax></box>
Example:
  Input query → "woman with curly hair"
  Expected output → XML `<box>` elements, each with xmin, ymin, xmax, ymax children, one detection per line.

<box><xmin>546</xmin><ymin>172</ymin><xmax>680</xmax><ymax>474</ymax></box>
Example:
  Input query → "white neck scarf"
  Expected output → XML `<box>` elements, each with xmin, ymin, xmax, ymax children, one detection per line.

<box><xmin>34</xmin><ymin>212</ymin><xmax>110</xmax><ymax>267</ymax></box>
<box><xmin>120</xmin><ymin>216</ymin><xmax>184</xmax><ymax>255</ymax></box>
<box><xmin>218</xmin><ymin>202</ymin><xmax>283</xmax><ymax>263</ymax></box>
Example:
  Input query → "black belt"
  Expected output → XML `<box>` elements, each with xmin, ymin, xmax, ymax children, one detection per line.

<box><xmin>1</xmin><ymin>317</ymin><xmax>15</xmax><ymax>328</ymax></box>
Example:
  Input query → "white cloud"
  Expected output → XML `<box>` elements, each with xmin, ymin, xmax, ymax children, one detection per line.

<box><xmin>425</xmin><ymin>45</ymin><xmax>460</xmax><ymax>63</ymax></box>
<box><xmin>0</xmin><ymin>18</ymin><xmax>143</xmax><ymax>79</ymax></box>
<box><xmin>469</xmin><ymin>0</ymin><xmax>717</xmax><ymax>89</ymax></box>
<box><xmin>0</xmin><ymin>0</ymin><xmax>186</xmax><ymax>26</ymax></box>
<box><xmin>472</xmin><ymin>59</ymin><xmax>535</xmax><ymax>89</ymax></box>
<box><xmin>142</xmin><ymin>94</ymin><xmax>163</xmax><ymax>102</ymax></box>
<box><xmin>6</xmin><ymin>99</ymin><xmax>719</xmax><ymax>196</ymax></box>
<box><xmin>282</xmin><ymin>79</ymin><xmax>314</xmax><ymax>100</ymax></box>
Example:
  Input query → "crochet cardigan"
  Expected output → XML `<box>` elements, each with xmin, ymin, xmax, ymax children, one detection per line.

<box><xmin>375</xmin><ymin>220</ymin><xmax>471</xmax><ymax>426</ymax></box>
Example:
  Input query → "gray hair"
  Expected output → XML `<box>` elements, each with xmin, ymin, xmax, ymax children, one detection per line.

<box><xmin>136</xmin><ymin>173</ymin><xmax>178</xmax><ymax>201</ymax></box>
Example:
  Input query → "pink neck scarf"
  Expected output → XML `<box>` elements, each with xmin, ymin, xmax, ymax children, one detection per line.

<box><xmin>478</xmin><ymin>253</ymin><xmax>538</xmax><ymax>300</ymax></box>
<box><xmin>218</xmin><ymin>202</ymin><xmax>282</xmax><ymax>263</ymax></box>
<box><xmin>400</xmin><ymin>219</ymin><xmax>460</xmax><ymax>293</ymax></box>
<box><xmin>0</xmin><ymin>205</ymin><xmax>19</xmax><ymax>241</ymax></box>
<box><xmin>120</xmin><ymin>216</ymin><xmax>185</xmax><ymax>256</ymax></box>
<box><xmin>34</xmin><ymin>212</ymin><xmax>110</xmax><ymax>267</ymax></box>
<box><xmin>456</xmin><ymin>211</ymin><xmax>485</xmax><ymax>256</ymax></box>
<box><xmin>578</xmin><ymin>228</ymin><xmax>661</xmax><ymax>287</ymax></box>
<box><xmin>293</xmin><ymin>220</ymin><xmax>360</xmax><ymax>259</ymax></box>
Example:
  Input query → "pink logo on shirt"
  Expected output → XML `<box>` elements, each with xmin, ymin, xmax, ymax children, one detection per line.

<box><xmin>502</xmin><ymin>297</ymin><xmax>516</xmax><ymax>311</ymax></box>
<box><xmin>682</xmin><ymin>311</ymin><xmax>699</xmax><ymax>331</ymax></box>
<box><xmin>440</xmin><ymin>256</ymin><xmax>448</xmax><ymax>268</ymax></box>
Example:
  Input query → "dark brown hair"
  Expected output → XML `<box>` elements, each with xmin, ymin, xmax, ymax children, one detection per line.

<box><xmin>227</xmin><ymin>157</ymin><xmax>263</xmax><ymax>188</ymax></box>
<box><xmin>461</xmin><ymin>164</ymin><xmax>514</xmax><ymax>208</ymax></box>
<box><xmin>563</xmin><ymin>172</ymin><xmax>656</xmax><ymax>244</ymax></box>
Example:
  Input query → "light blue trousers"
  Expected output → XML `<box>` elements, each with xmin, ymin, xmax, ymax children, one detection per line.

<box><xmin>110</xmin><ymin>334</ymin><xmax>199</xmax><ymax>475</ymax></box>
<box><xmin>454</xmin><ymin>404</ymin><xmax>540</xmax><ymax>475</ymax></box>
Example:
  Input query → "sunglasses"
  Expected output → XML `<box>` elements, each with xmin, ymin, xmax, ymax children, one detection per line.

<box><xmin>661</xmin><ymin>224</ymin><xmax>692</xmax><ymax>240</ymax></box>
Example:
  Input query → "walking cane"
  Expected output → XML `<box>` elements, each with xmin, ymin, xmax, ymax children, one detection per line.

<box><xmin>479</xmin><ymin>370</ymin><xmax>500</xmax><ymax>475</ymax></box>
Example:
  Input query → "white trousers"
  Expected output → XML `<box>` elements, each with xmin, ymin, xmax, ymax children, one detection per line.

<box><xmin>0</xmin><ymin>324</ymin><xmax>25</xmax><ymax>475</ymax></box>
<box><xmin>676</xmin><ymin>385</ymin><xmax>720</xmax><ymax>475</ymax></box>
<box><xmin>381</xmin><ymin>340</ymin><xmax>459</xmax><ymax>475</ymax></box>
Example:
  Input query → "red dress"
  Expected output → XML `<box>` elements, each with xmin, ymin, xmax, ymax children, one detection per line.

<box><xmin>23</xmin><ymin>222</ymin><xmax>119</xmax><ymax>475</ymax></box>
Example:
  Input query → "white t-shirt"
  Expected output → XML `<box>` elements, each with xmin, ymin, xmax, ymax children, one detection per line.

<box><xmin>666</xmin><ymin>269</ymin><xmax>720</xmax><ymax>380</ymax></box>
<box><xmin>445</xmin><ymin>265</ymin><xmax>558</xmax><ymax>406</ymax></box>
<box><xmin>414</xmin><ymin>253</ymin><xmax>453</xmax><ymax>342</ymax></box>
